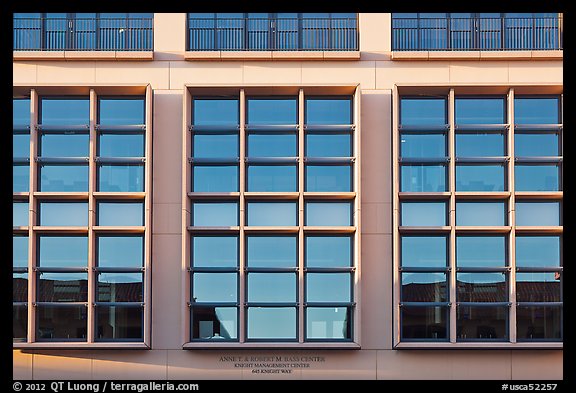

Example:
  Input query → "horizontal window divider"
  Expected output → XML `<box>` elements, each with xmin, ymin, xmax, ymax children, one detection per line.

<box><xmin>188</xmin><ymin>302</ymin><xmax>239</xmax><ymax>307</ymax></box>
<box><xmin>13</xmin><ymin>302</ymin><xmax>27</xmax><ymax>306</ymax></box>
<box><xmin>96</xmin><ymin>124</ymin><xmax>146</xmax><ymax>132</ymax></box>
<box><xmin>514</xmin><ymin>156</ymin><xmax>562</xmax><ymax>163</ymax></box>
<box><xmin>304</xmin><ymin>267</ymin><xmax>355</xmax><ymax>273</ymax></box>
<box><xmin>398</xmin><ymin>192</ymin><xmax>451</xmax><ymax>200</ymax></box>
<box><xmin>400</xmin><ymin>157</ymin><xmax>450</xmax><ymax>164</ymax></box>
<box><xmin>514</xmin><ymin>226</ymin><xmax>563</xmax><ymax>234</ymax></box>
<box><xmin>245</xmin><ymin>124</ymin><xmax>298</xmax><ymax>131</ymax></box>
<box><xmin>33</xmin><ymin>302</ymin><xmax>88</xmax><ymax>307</ymax></box>
<box><xmin>12</xmin><ymin>267</ymin><xmax>28</xmax><ymax>273</ymax></box>
<box><xmin>36</xmin><ymin>124</ymin><xmax>90</xmax><ymax>132</ymax></box>
<box><xmin>455</xmin><ymin>157</ymin><xmax>509</xmax><ymax>163</ymax></box>
<box><xmin>244</xmin><ymin>339</ymin><xmax>299</xmax><ymax>344</ymax></box>
<box><xmin>93</xmin><ymin>302</ymin><xmax>144</xmax><ymax>307</ymax></box>
<box><xmin>243</xmin><ymin>192</ymin><xmax>300</xmax><ymax>200</ymax></box>
<box><xmin>395</xmin><ymin>342</ymin><xmax>563</xmax><ymax>349</ymax></box>
<box><xmin>13</xmin><ymin>157</ymin><xmax>30</xmax><ymax>164</ymax></box>
<box><xmin>92</xmin><ymin>226</ymin><xmax>146</xmax><ymax>233</ymax></box>
<box><xmin>303</xmin><ymin>192</ymin><xmax>356</xmax><ymax>199</ymax></box>
<box><xmin>188</xmin><ymin>267</ymin><xmax>239</xmax><ymax>273</ymax></box>
<box><xmin>455</xmin><ymin>124</ymin><xmax>509</xmax><ymax>131</ymax></box>
<box><xmin>304</xmin><ymin>302</ymin><xmax>355</xmax><ymax>307</ymax></box>
<box><xmin>456</xmin><ymin>267</ymin><xmax>510</xmax><ymax>272</ymax></box>
<box><xmin>94</xmin><ymin>267</ymin><xmax>145</xmax><ymax>273</ymax></box>
<box><xmin>36</xmin><ymin>157</ymin><xmax>89</xmax><ymax>163</ymax></box>
<box><xmin>93</xmin><ymin>192</ymin><xmax>146</xmax><ymax>199</ymax></box>
<box><xmin>399</xmin><ymin>267</ymin><xmax>451</xmax><ymax>273</ymax></box>
<box><xmin>13</xmin><ymin>125</ymin><xmax>30</xmax><ymax>133</ymax></box>
<box><xmin>245</xmin><ymin>302</ymin><xmax>299</xmax><ymax>307</ymax></box>
<box><xmin>189</xmin><ymin>157</ymin><xmax>239</xmax><ymax>164</ymax></box>
<box><xmin>244</xmin><ymin>226</ymin><xmax>300</xmax><ymax>233</ymax></box>
<box><xmin>33</xmin><ymin>191</ymin><xmax>89</xmax><ymax>200</ymax></box>
<box><xmin>12</xmin><ymin>192</ymin><xmax>30</xmax><ymax>199</ymax></box>
<box><xmin>12</xmin><ymin>227</ymin><xmax>29</xmax><ymax>233</ymax></box>
<box><xmin>96</xmin><ymin>157</ymin><xmax>146</xmax><ymax>164</ymax></box>
<box><xmin>399</xmin><ymin>302</ymin><xmax>450</xmax><ymax>307</ymax></box>
<box><xmin>245</xmin><ymin>267</ymin><xmax>299</xmax><ymax>273</ymax></box>
<box><xmin>516</xmin><ymin>302</ymin><xmax>563</xmax><ymax>307</ymax></box>
<box><xmin>32</xmin><ymin>226</ymin><xmax>89</xmax><ymax>234</ymax></box>
<box><xmin>188</xmin><ymin>192</ymin><xmax>241</xmax><ymax>199</ymax></box>
<box><xmin>187</xmin><ymin>226</ymin><xmax>241</xmax><ymax>233</ymax></box>
<box><xmin>399</xmin><ymin>226</ymin><xmax>452</xmax><ymax>233</ymax></box>
<box><xmin>516</xmin><ymin>266</ymin><xmax>562</xmax><ymax>272</ymax></box>
<box><xmin>454</xmin><ymin>191</ymin><xmax>510</xmax><ymax>199</ymax></box>
<box><xmin>304</xmin><ymin>157</ymin><xmax>355</xmax><ymax>164</ymax></box>
<box><xmin>398</xmin><ymin>124</ymin><xmax>450</xmax><ymax>132</ymax></box>
<box><xmin>514</xmin><ymin>124</ymin><xmax>562</xmax><ymax>131</ymax></box>
<box><xmin>245</xmin><ymin>157</ymin><xmax>298</xmax><ymax>164</ymax></box>
<box><xmin>303</xmin><ymin>226</ymin><xmax>356</xmax><ymax>233</ymax></box>
<box><xmin>189</xmin><ymin>125</ymin><xmax>240</xmax><ymax>132</ymax></box>
<box><xmin>182</xmin><ymin>342</ymin><xmax>361</xmax><ymax>349</ymax></box>
<box><xmin>304</xmin><ymin>125</ymin><xmax>355</xmax><ymax>132</ymax></box>
<box><xmin>456</xmin><ymin>302</ymin><xmax>512</xmax><ymax>307</ymax></box>
<box><xmin>35</xmin><ymin>267</ymin><xmax>88</xmax><ymax>273</ymax></box>
<box><xmin>454</xmin><ymin>226</ymin><xmax>512</xmax><ymax>233</ymax></box>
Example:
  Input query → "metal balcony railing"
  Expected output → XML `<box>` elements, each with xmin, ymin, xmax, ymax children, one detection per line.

<box><xmin>187</xmin><ymin>17</ymin><xmax>358</xmax><ymax>51</ymax></box>
<box><xmin>392</xmin><ymin>16</ymin><xmax>562</xmax><ymax>51</ymax></box>
<box><xmin>13</xmin><ymin>17</ymin><xmax>154</xmax><ymax>51</ymax></box>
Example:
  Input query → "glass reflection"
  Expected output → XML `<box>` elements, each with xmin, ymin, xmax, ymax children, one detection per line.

<box><xmin>247</xmin><ymin>98</ymin><xmax>297</xmax><ymax>125</ymax></box>
<box><xmin>99</xmin><ymin>133</ymin><xmax>144</xmax><ymax>157</ymax></box>
<box><xmin>401</xmin><ymin>202</ymin><xmax>446</xmax><ymax>226</ymax></box>
<box><xmin>247</xmin><ymin>307</ymin><xmax>296</xmax><ymax>339</ymax></box>
<box><xmin>248</xmin><ymin>273</ymin><xmax>296</xmax><ymax>303</ymax></box>
<box><xmin>515</xmin><ymin>165</ymin><xmax>559</xmax><ymax>191</ymax></box>
<box><xmin>306</xmin><ymin>165</ymin><xmax>351</xmax><ymax>192</ymax></box>
<box><xmin>98</xmin><ymin>164</ymin><xmax>144</xmax><ymax>192</ymax></box>
<box><xmin>247</xmin><ymin>236</ymin><xmax>297</xmax><ymax>268</ymax></box>
<box><xmin>515</xmin><ymin>133</ymin><xmax>559</xmax><ymax>157</ymax></box>
<box><xmin>457</xmin><ymin>306</ymin><xmax>508</xmax><ymax>340</ymax></box>
<box><xmin>193</xmin><ymin>165</ymin><xmax>238</xmax><ymax>192</ymax></box>
<box><xmin>39</xmin><ymin>164</ymin><xmax>89</xmax><ymax>192</ymax></box>
<box><xmin>307</xmin><ymin>273</ymin><xmax>351</xmax><ymax>303</ymax></box>
<box><xmin>515</xmin><ymin>97</ymin><xmax>559</xmax><ymax>124</ymax></box>
<box><xmin>516</xmin><ymin>272</ymin><xmax>561</xmax><ymax>302</ymax></box>
<box><xmin>400</xmin><ymin>133</ymin><xmax>446</xmax><ymax>158</ymax></box>
<box><xmin>516</xmin><ymin>306</ymin><xmax>562</xmax><ymax>341</ymax></box>
<box><xmin>13</xmin><ymin>134</ymin><xmax>30</xmax><ymax>157</ymax></box>
<box><xmin>98</xmin><ymin>202</ymin><xmax>143</xmax><ymax>226</ymax></box>
<box><xmin>13</xmin><ymin>99</ymin><xmax>30</xmax><ymax>125</ymax></box>
<box><xmin>13</xmin><ymin>273</ymin><xmax>28</xmax><ymax>302</ymax></box>
<box><xmin>13</xmin><ymin>202</ymin><xmax>28</xmax><ymax>227</ymax></box>
<box><xmin>456</xmin><ymin>165</ymin><xmax>505</xmax><ymax>191</ymax></box>
<box><xmin>456</xmin><ymin>202</ymin><xmax>506</xmax><ymax>226</ymax></box>
<box><xmin>401</xmin><ymin>236</ymin><xmax>447</xmax><ymax>268</ymax></box>
<box><xmin>191</xmin><ymin>307</ymin><xmax>237</xmax><ymax>340</ymax></box>
<box><xmin>99</xmin><ymin>98</ymin><xmax>145</xmax><ymax>125</ymax></box>
<box><xmin>36</xmin><ymin>305</ymin><xmax>88</xmax><ymax>340</ymax></box>
<box><xmin>193</xmin><ymin>236</ymin><xmax>238</xmax><ymax>267</ymax></box>
<box><xmin>248</xmin><ymin>133</ymin><xmax>296</xmax><ymax>157</ymax></box>
<box><xmin>456</xmin><ymin>236</ymin><xmax>506</xmax><ymax>268</ymax></box>
<box><xmin>306</xmin><ymin>202</ymin><xmax>351</xmax><ymax>226</ymax></box>
<box><xmin>457</xmin><ymin>273</ymin><xmax>507</xmax><ymax>302</ymax></box>
<box><xmin>39</xmin><ymin>202</ymin><xmax>88</xmax><ymax>226</ymax></box>
<box><xmin>96</xmin><ymin>306</ymin><xmax>143</xmax><ymax>340</ymax></box>
<box><xmin>193</xmin><ymin>99</ymin><xmax>239</xmax><ymax>126</ymax></box>
<box><xmin>13</xmin><ymin>306</ymin><xmax>27</xmax><ymax>341</ymax></box>
<box><xmin>401</xmin><ymin>164</ymin><xmax>447</xmax><ymax>192</ymax></box>
<box><xmin>455</xmin><ymin>98</ymin><xmax>505</xmax><ymax>124</ymax></box>
<box><xmin>13</xmin><ymin>236</ymin><xmax>28</xmax><ymax>268</ymax></box>
<box><xmin>247</xmin><ymin>202</ymin><xmax>296</xmax><ymax>226</ymax></box>
<box><xmin>97</xmin><ymin>273</ymin><xmax>143</xmax><ymax>302</ymax></box>
<box><xmin>39</xmin><ymin>236</ymin><xmax>88</xmax><ymax>268</ymax></box>
<box><xmin>456</xmin><ymin>133</ymin><xmax>505</xmax><ymax>157</ymax></box>
<box><xmin>402</xmin><ymin>273</ymin><xmax>447</xmax><ymax>302</ymax></box>
<box><xmin>37</xmin><ymin>272</ymin><xmax>88</xmax><ymax>302</ymax></box>
<box><xmin>97</xmin><ymin>236</ymin><xmax>143</xmax><ymax>268</ymax></box>
<box><xmin>306</xmin><ymin>307</ymin><xmax>351</xmax><ymax>339</ymax></box>
<box><xmin>515</xmin><ymin>236</ymin><xmax>560</xmax><ymax>268</ymax></box>
<box><xmin>400</xmin><ymin>98</ymin><xmax>446</xmax><ymax>126</ymax></box>
<box><xmin>40</xmin><ymin>133</ymin><xmax>89</xmax><ymax>157</ymax></box>
<box><xmin>305</xmin><ymin>98</ymin><xmax>352</xmax><ymax>125</ymax></box>
<box><xmin>247</xmin><ymin>165</ymin><xmax>297</xmax><ymax>192</ymax></box>
<box><xmin>194</xmin><ymin>133</ymin><xmax>238</xmax><ymax>158</ymax></box>
<box><xmin>401</xmin><ymin>306</ymin><xmax>448</xmax><ymax>340</ymax></box>
<box><xmin>193</xmin><ymin>202</ymin><xmax>238</xmax><ymax>226</ymax></box>
<box><xmin>13</xmin><ymin>164</ymin><xmax>29</xmax><ymax>192</ymax></box>
<box><xmin>306</xmin><ymin>133</ymin><xmax>351</xmax><ymax>157</ymax></box>
<box><xmin>193</xmin><ymin>273</ymin><xmax>237</xmax><ymax>303</ymax></box>
<box><xmin>306</xmin><ymin>236</ymin><xmax>351</xmax><ymax>268</ymax></box>
<box><xmin>516</xmin><ymin>202</ymin><xmax>560</xmax><ymax>226</ymax></box>
<box><xmin>40</xmin><ymin>98</ymin><xmax>90</xmax><ymax>125</ymax></box>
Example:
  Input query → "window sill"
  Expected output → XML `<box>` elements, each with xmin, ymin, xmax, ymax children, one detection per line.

<box><xmin>184</xmin><ymin>50</ymin><xmax>360</xmax><ymax>61</ymax></box>
<box><xmin>13</xmin><ymin>342</ymin><xmax>150</xmax><ymax>349</ymax></box>
<box><xmin>182</xmin><ymin>342</ymin><xmax>360</xmax><ymax>350</ymax></box>
<box><xmin>394</xmin><ymin>342</ymin><xmax>562</xmax><ymax>349</ymax></box>
<box><xmin>391</xmin><ymin>50</ymin><xmax>563</xmax><ymax>61</ymax></box>
<box><xmin>13</xmin><ymin>51</ymin><xmax>154</xmax><ymax>61</ymax></box>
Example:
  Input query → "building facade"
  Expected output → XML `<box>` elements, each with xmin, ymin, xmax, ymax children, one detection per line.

<box><xmin>13</xmin><ymin>13</ymin><xmax>563</xmax><ymax>380</ymax></box>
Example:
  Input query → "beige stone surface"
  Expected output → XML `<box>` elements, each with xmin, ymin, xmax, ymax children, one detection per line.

<box><xmin>361</xmin><ymin>202</ymin><xmax>392</xmax><ymax>234</ymax></box>
<box><xmin>449</xmin><ymin>61</ymin><xmax>510</xmax><ymax>84</ymax></box>
<box><xmin>377</xmin><ymin>350</ymin><xmax>451</xmax><ymax>379</ymax></box>
<box><xmin>511</xmin><ymin>351</ymin><xmax>563</xmax><ymax>380</ymax></box>
<box><xmin>376</xmin><ymin>61</ymin><xmax>450</xmax><ymax>88</ymax></box>
<box><xmin>152</xmin><ymin>203</ymin><xmax>182</xmax><ymax>234</ymax></box>
<box><xmin>243</xmin><ymin>62</ymin><xmax>302</xmax><ymax>84</ymax></box>
<box><xmin>167</xmin><ymin>350</ymin><xmax>242</xmax><ymax>379</ymax></box>
<box><xmin>301</xmin><ymin>61</ymin><xmax>376</xmax><ymax>89</ymax></box>
<box><xmin>508</xmin><ymin>61</ymin><xmax>563</xmax><ymax>84</ymax></box>
<box><xmin>450</xmin><ymin>350</ymin><xmax>512</xmax><ymax>379</ymax></box>
<box><xmin>13</xmin><ymin>350</ymin><xmax>33</xmax><ymax>380</ymax></box>
<box><xmin>37</xmin><ymin>62</ymin><xmax>96</xmax><ymax>84</ymax></box>
<box><xmin>13</xmin><ymin>63</ymin><xmax>37</xmax><ymax>84</ymax></box>
<box><xmin>154</xmin><ymin>13</ymin><xmax>186</xmax><ymax>54</ymax></box>
<box><xmin>95</xmin><ymin>62</ymin><xmax>169</xmax><ymax>89</ymax></box>
<box><xmin>359</xmin><ymin>13</ymin><xmax>388</xmax><ymax>53</ymax></box>
<box><xmin>169</xmin><ymin>61</ymin><xmax>244</xmax><ymax>88</ymax></box>
<box><xmin>33</xmin><ymin>351</ymin><xmax>93</xmax><ymax>380</ymax></box>
<box><xmin>92</xmin><ymin>350</ymin><xmax>167</xmax><ymax>379</ymax></box>
<box><xmin>299</xmin><ymin>350</ymin><xmax>376</xmax><ymax>379</ymax></box>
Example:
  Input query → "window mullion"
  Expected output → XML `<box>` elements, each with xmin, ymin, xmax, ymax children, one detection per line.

<box><xmin>28</xmin><ymin>89</ymin><xmax>39</xmax><ymax>344</ymax></box>
<box><xmin>448</xmin><ymin>88</ymin><xmax>457</xmax><ymax>343</ymax></box>
<box><xmin>239</xmin><ymin>88</ymin><xmax>246</xmax><ymax>343</ymax></box>
<box><xmin>87</xmin><ymin>88</ymin><xmax>97</xmax><ymax>343</ymax></box>
<box><xmin>508</xmin><ymin>87</ymin><xmax>517</xmax><ymax>343</ymax></box>
<box><xmin>298</xmin><ymin>88</ymin><xmax>305</xmax><ymax>343</ymax></box>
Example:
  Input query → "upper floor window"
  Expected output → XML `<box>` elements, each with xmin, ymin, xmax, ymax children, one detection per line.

<box><xmin>13</xmin><ymin>13</ymin><xmax>153</xmax><ymax>51</ymax></box>
<box><xmin>392</xmin><ymin>13</ymin><xmax>562</xmax><ymax>51</ymax></box>
<box><xmin>187</xmin><ymin>13</ymin><xmax>358</xmax><ymax>51</ymax></box>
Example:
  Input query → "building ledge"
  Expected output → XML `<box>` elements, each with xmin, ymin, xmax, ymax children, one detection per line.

<box><xmin>183</xmin><ymin>342</ymin><xmax>360</xmax><ymax>350</ymax></box>
<box><xmin>184</xmin><ymin>50</ymin><xmax>360</xmax><ymax>61</ymax></box>
<box><xmin>395</xmin><ymin>342</ymin><xmax>563</xmax><ymax>349</ymax></box>
<box><xmin>391</xmin><ymin>50</ymin><xmax>563</xmax><ymax>61</ymax></box>
<box><xmin>13</xmin><ymin>51</ymin><xmax>154</xmax><ymax>61</ymax></box>
<box><xmin>13</xmin><ymin>342</ymin><xmax>150</xmax><ymax>350</ymax></box>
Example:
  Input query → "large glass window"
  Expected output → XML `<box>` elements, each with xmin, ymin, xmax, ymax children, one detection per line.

<box><xmin>456</xmin><ymin>236</ymin><xmax>507</xmax><ymax>268</ymax></box>
<box><xmin>39</xmin><ymin>202</ymin><xmax>88</xmax><ymax>226</ymax></box>
<box><xmin>193</xmin><ymin>202</ymin><xmax>238</xmax><ymax>227</ymax></box>
<box><xmin>247</xmin><ymin>236</ymin><xmax>297</xmax><ymax>268</ymax></box>
<box><xmin>400</xmin><ymin>165</ymin><xmax>447</xmax><ymax>192</ymax></box>
<box><xmin>401</xmin><ymin>201</ymin><xmax>447</xmax><ymax>226</ymax></box>
<box><xmin>99</xmin><ymin>98</ymin><xmax>145</xmax><ymax>125</ymax></box>
<box><xmin>515</xmin><ymin>97</ymin><xmax>560</xmax><ymax>124</ymax></box>
<box><xmin>306</xmin><ymin>98</ymin><xmax>352</xmax><ymax>124</ymax></box>
<box><xmin>247</xmin><ymin>165</ymin><xmax>297</xmax><ymax>192</ymax></box>
<box><xmin>97</xmin><ymin>201</ymin><xmax>144</xmax><ymax>226</ymax></box>
<box><xmin>455</xmin><ymin>133</ymin><xmax>505</xmax><ymax>157</ymax></box>
<box><xmin>456</xmin><ymin>165</ymin><xmax>505</xmax><ymax>191</ymax></box>
<box><xmin>193</xmin><ymin>99</ymin><xmax>239</xmax><ymax>126</ymax></box>
<box><xmin>194</xmin><ymin>165</ymin><xmax>238</xmax><ymax>192</ymax></box>
<box><xmin>456</xmin><ymin>201</ymin><xmax>506</xmax><ymax>226</ymax></box>
<box><xmin>515</xmin><ymin>201</ymin><xmax>560</xmax><ymax>226</ymax></box>
<box><xmin>400</xmin><ymin>98</ymin><xmax>447</xmax><ymax>126</ymax></box>
<box><xmin>247</xmin><ymin>98</ymin><xmax>297</xmax><ymax>125</ymax></box>
<box><xmin>13</xmin><ymin>201</ymin><xmax>28</xmax><ymax>227</ymax></box>
<box><xmin>248</xmin><ymin>133</ymin><xmax>296</xmax><ymax>157</ymax></box>
<box><xmin>305</xmin><ymin>201</ymin><xmax>352</xmax><ymax>226</ymax></box>
<box><xmin>247</xmin><ymin>202</ymin><xmax>297</xmax><ymax>226</ymax></box>
<box><xmin>455</xmin><ymin>97</ymin><xmax>506</xmax><ymax>124</ymax></box>
<box><xmin>306</xmin><ymin>165</ymin><xmax>351</xmax><ymax>192</ymax></box>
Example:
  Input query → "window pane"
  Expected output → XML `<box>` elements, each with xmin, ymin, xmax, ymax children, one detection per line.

<box><xmin>39</xmin><ymin>165</ymin><xmax>89</xmax><ymax>192</ymax></box>
<box><xmin>40</xmin><ymin>133</ymin><xmax>89</xmax><ymax>157</ymax></box>
<box><xmin>516</xmin><ymin>202</ymin><xmax>560</xmax><ymax>226</ymax></box>
<box><xmin>96</xmin><ymin>306</ymin><xmax>143</xmax><ymax>341</ymax></box>
<box><xmin>400</xmin><ymin>133</ymin><xmax>446</xmax><ymax>158</ymax></box>
<box><xmin>193</xmin><ymin>99</ymin><xmax>239</xmax><ymax>126</ymax></box>
<box><xmin>39</xmin><ymin>236</ymin><xmax>88</xmax><ymax>268</ymax></box>
<box><xmin>456</xmin><ymin>165</ymin><xmax>505</xmax><ymax>191</ymax></box>
<box><xmin>193</xmin><ymin>165</ymin><xmax>238</xmax><ymax>192</ymax></box>
<box><xmin>13</xmin><ymin>134</ymin><xmax>29</xmax><ymax>157</ymax></box>
<box><xmin>193</xmin><ymin>134</ymin><xmax>238</xmax><ymax>158</ymax></box>
<box><xmin>516</xmin><ymin>236</ymin><xmax>560</xmax><ymax>268</ymax></box>
<box><xmin>97</xmin><ymin>273</ymin><xmax>143</xmax><ymax>302</ymax></box>
<box><xmin>457</xmin><ymin>273</ymin><xmax>507</xmax><ymax>302</ymax></box>
<box><xmin>455</xmin><ymin>98</ymin><xmax>505</xmax><ymax>124</ymax></box>
<box><xmin>97</xmin><ymin>236</ymin><xmax>143</xmax><ymax>268</ymax></box>
<box><xmin>13</xmin><ymin>98</ymin><xmax>30</xmax><ymax>125</ymax></box>
<box><xmin>248</xmin><ymin>273</ymin><xmax>296</xmax><ymax>302</ymax></box>
<box><xmin>305</xmin><ymin>98</ymin><xmax>352</xmax><ymax>125</ymax></box>
<box><xmin>13</xmin><ymin>305</ymin><xmax>27</xmax><ymax>341</ymax></box>
<box><xmin>515</xmin><ymin>165</ymin><xmax>559</xmax><ymax>191</ymax></box>
<box><xmin>306</xmin><ymin>236</ymin><xmax>351</xmax><ymax>268</ymax></box>
<box><xmin>456</xmin><ymin>202</ymin><xmax>506</xmax><ymax>226</ymax></box>
<box><xmin>400</xmin><ymin>98</ymin><xmax>446</xmax><ymax>126</ymax></box>
<box><xmin>191</xmin><ymin>307</ymin><xmax>237</xmax><ymax>340</ymax></box>
<box><xmin>98</xmin><ymin>202</ymin><xmax>143</xmax><ymax>226</ymax></box>
<box><xmin>515</xmin><ymin>97</ymin><xmax>560</xmax><ymax>124</ymax></box>
<box><xmin>401</xmin><ymin>202</ymin><xmax>446</xmax><ymax>226</ymax></box>
<box><xmin>402</xmin><ymin>272</ymin><xmax>447</xmax><ymax>302</ymax></box>
<box><xmin>13</xmin><ymin>164</ymin><xmax>29</xmax><ymax>192</ymax></box>
<box><xmin>401</xmin><ymin>306</ymin><xmax>448</xmax><ymax>340</ymax></box>
<box><xmin>516</xmin><ymin>306</ymin><xmax>562</xmax><ymax>341</ymax></box>
<box><xmin>13</xmin><ymin>201</ymin><xmax>28</xmax><ymax>226</ymax></box>
<box><xmin>306</xmin><ymin>165</ymin><xmax>351</xmax><ymax>192</ymax></box>
<box><xmin>247</xmin><ymin>165</ymin><xmax>297</xmax><ymax>192</ymax></box>
<box><xmin>306</xmin><ymin>133</ymin><xmax>351</xmax><ymax>157</ymax></box>
<box><xmin>515</xmin><ymin>133</ymin><xmax>559</xmax><ymax>157</ymax></box>
<box><xmin>457</xmin><ymin>306</ymin><xmax>508</xmax><ymax>340</ymax></box>
<box><xmin>516</xmin><ymin>272</ymin><xmax>561</xmax><ymax>302</ymax></box>
<box><xmin>307</xmin><ymin>273</ymin><xmax>351</xmax><ymax>303</ymax></box>
<box><xmin>38</xmin><ymin>272</ymin><xmax>88</xmax><ymax>302</ymax></box>
<box><xmin>248</xmin><ymin>133</ymin><xmax>297</xmax><ymax>157</ymax></box>
<box><xmin>401</xmin><ymin>236</ymin><xmax>447</xmax><ymax>268</ymax></box>
<box><xmin>456</xmin><ymin>133</ymin><xmax>505</xmax><ymax>157</ymax></box>
<box><xmin>13</xmin><ymin>236</ymin><xmax>28</xmax><ymax>268</ymax></box>
<box><xmin>306</xmin><ymin>202</ymin><xmax>351</xmax><ymax>226</ymax></box>
<box><xmin>247</xmin><ymin>202</ymin><xmax>296</xmax><ymax>226</ymax></box>
<box><xmin>39</xmin><ymin>202</ymin><xmax>88</xmax><ymax>226</ymax></box>
<box><xmin>247</xmin><ymin>307</ymin><xmax>296</xmax><ymax>339</ymax></box>
<box><xmin>247</xmin><ymin>98</ymin><xmax>297</xmax><ymax>125</ymax></box>
<box><xmin>13</xmin><ymin>272</ymin><xmax>28</xmax><ymax>302</ymax></box>
<box><xmin>99</xmin><ymin>98</ymin><xmax>145</xmax><ymax>125</ymax></box>
<box><xmin>193</xmin><ymin>202</ymin><xmax>238</xmax><ymax>226</ymax></box>
<box><xmin>247</xmin><ymin>236</ymin><xmax>297</xmax><ymax>268</ymax></box>
<box><xmin>401</xmin><ymin>165</ymin><xmax>447</xmax><ymax>192</ymax></box>
<box><xmin>193</xmin><ymin>273</ymin><xmax>237</xmax><ymax>303</ymax></box>
<box><xmin>457</xmin><ymin>236</ymin><xmax>506</xmax><ymax>268</ymax></box>
<box><xmin>37</xmin><ymin>305</ymin><xmax>87</xmax><ymax>340</ymax></box>
<box><xmin>99</xmin><ymin>133</ymin><xmax>144</xmax><ymax>157</ymax></box>
<box><xmin>40</xmin><ymin>98</ymin><xmax>90</xmax><ymax>125</ymax></box>
<box><xmin>306</xmin><ymin>307</ymin><xmax>351</xmax><ymax>339</ymax></box>
<box><xmin>193</xmin><ymin>236</ymin><xmax>238</xmax><ymax>268</ymax></box>
<box><xmin>98</xmin><ymin>164</ymin><xmax>144</xmax><ymax>192</ymax></box>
